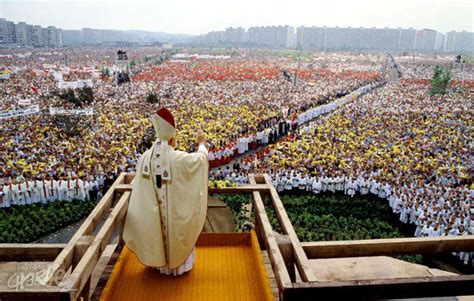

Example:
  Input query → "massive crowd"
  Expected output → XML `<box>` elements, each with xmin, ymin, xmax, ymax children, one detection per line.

<box><xmin>0</xmin><ymin>49</ymin><xmax>472</xmax><ymax>261</ymax></box>
<box><xmin>0</xmin><ymin>49</ymin><xmax>380</xmax><ymax>205</ymax></box>
<box><xmin>223</xmin><ymin>80</ymin><xmax>473</xmax><ymax>261</ymax></box>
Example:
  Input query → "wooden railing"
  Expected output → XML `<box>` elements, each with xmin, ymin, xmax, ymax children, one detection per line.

<box><xmin>0</xmin><ymin>172</ymin><xmax>473</xmax><ymax>301</ymax></box>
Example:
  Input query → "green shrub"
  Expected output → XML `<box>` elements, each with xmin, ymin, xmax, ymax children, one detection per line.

<box><xmin>218</xmin><ymin>192</ymin><xmax>423</xmax><ymax>263</ymax></box>
<box><xmin>0</xmin><ymin>200</ymin><xmax>97</xmax><ymax>243</ymax></box>
<box><xmin>217</xmin><ymin>194</ymin><xmax>252</xmax><ymax>231</ymax></box>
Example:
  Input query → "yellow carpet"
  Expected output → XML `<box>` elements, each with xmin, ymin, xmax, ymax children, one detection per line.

<box><xmin>101</xmin><ymin>231</ymin><xmax>274</xmax><ymax>301</ymax></box>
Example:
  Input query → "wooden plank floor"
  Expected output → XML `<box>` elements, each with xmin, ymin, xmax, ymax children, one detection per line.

<box><xmin>99</xmin><ymin>232</ymin><xmax>274</xmax><ymax>301</ymax></box>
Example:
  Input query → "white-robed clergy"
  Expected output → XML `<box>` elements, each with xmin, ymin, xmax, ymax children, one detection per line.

<box><xmin>57</xmin><ymin>177</ymin><xmax>68</xmax><ymax>201</ymax></box>
<box><xmin>36</xmin><ymin>177</ymin><xmax>50</xmax><ymax>204</ymax></box>
<box><xmin>71</xmin><ymin>176</ymin><xmax>86</xmax><ymax>201</ymax></box>
<box><xmin>123</xmin><ymin>108</ymin><xmax>208</xmax><ymax>276</ymax></box>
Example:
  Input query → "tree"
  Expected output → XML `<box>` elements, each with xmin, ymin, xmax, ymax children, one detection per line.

<box><xmin>77</xmin><ymin>87</ymin><xmax>94</xmax><ymax>107</ymax></box>
<box><xmin>58</xmin><ymin>88</ymin><xmax>76</xmax><ymax>104</ymax></box>
<box><xmin>429</xmin><ymin>65</ymin><xmax>452</xmax><ymax>95</ymax></box>
<box><xmin>101</xmin><ymin>67</ymin><xmax>110</xmax><ymax>77</ymax></box>
<box><xmin>57</xmin><ymin>87</ymin><xmax>94</xmax><ymax>108</ymax></box>
<box><xmin>146</xmin><ymin>92</ymin><xmax>159</xmax><ymax>104</ymax></box>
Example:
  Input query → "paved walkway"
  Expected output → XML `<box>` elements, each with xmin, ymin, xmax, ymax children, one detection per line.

<box><xmin>34</xmin><ymin>219</ymin><xmax>85</xmax><ymax>243</ymax></box>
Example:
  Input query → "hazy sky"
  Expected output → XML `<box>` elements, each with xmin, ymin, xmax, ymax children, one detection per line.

<box><xmin>1</xmin><ymin>0</ymin><xmax>473</xmax><ymax>34</ymax></box>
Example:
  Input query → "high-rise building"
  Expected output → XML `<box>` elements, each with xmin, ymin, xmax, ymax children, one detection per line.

<box><xmin>201</xmin><ymin>31</ymin><xmax>226</xmax><ymax>44</ymax></box>
<box><xmin>0</xmin><ymin>19</ymin><xmax>63</xmax><ymax>47</ymax></box>
<box><xmin>281</xmin><ymin>26</ymin><xmax>295</xmax><ymax>48</ymax></box>
<box><xmin>398</xmin><ymin>28</ymin><xmax>416</xmax><ymax>51</ymax></box>
<box><xmin>0</xmin><ymin>18</ymin><xmax>17</xmax><ymax>44</ymax></box>
<box><xmin>72</xmin><ymin>23</ymin><xmax>471</xmax><ymax>52</ymax></box>
<box><xmin>294</xmin><ymin>25</ymin><xmax>463</xmax><ymax>52</ymax></box>
<box><xmin>434</xmin><ymin>31</ymin><xmax>444</xmax><ymax>51</ymax></box>
<box><xmin>16</xmin><ymin>22</ymin><xmax>33</xmax><ymax>46</ymax></box>
<box><xmin>414</xmin><ymin>29</ymin><xmax>437</xmax><ymax>51</ymax></box>
<box><xmin>444</xmin><ymin>31</ymin><xmax>474</xmax><ymax>53</ymax></box>
<box><xmin>296</xmin><ymin>26</ymin><xmax>326</xmax><ymax>49</ymax></box>
<box><xmin>247</xmin><ymin>25</ymin><xmax>295</xmax><ymax>47</ymax></box>
<box><xmin>44</xmin><ymin>27</ymin><xmax>54</xmax><ymax>47</ymax></box>
<box><xmin>325</xmin><ymin>27</ymin><xmax>340</xmax><ymax>50</ymax></box>
<box><xmin>225</xmin><ymin>27</ymin><xmax>246</xmax><ymax>44</ymax></box>
<box><xmin>31</xmin><ymin>25</ymin><xmax>45</xmax><ymax>47</ymax></box>
<box><xmin>0</xmin><ymin>18</ymin><xmax>8</xmax><ymax>44</ymax></box>
<box><xmin>382</xmin><ymin>27</ymin><xmax>400</xmax><ymax>50</ymax></box>
<box><xmin>337</xmin><ymin>27</ymin><xmax>352</xmax><ymax>50</ymax></box>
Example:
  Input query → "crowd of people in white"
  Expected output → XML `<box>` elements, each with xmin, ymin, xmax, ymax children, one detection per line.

<box><xmin>0</xmin><ymin>173</ymin><xmax>104</xmax><ymax>206</ymax></box>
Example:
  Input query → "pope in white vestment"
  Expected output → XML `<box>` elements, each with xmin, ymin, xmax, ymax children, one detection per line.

<box><xmin>123</xmin><ymin>108</ymin><xmax>208</xmax><ymax>276</ymax></box>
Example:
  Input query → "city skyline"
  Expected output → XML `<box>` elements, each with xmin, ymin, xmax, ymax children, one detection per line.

<box><xmin>1</xmin><ymin>0</ymin><xmax>472</xmax><ymax>35</ymax></box>
<box><xmin>1</xmin><ymin>17</ymin><xmax>472</xmax><ymax>53</ymax></box>
<box><xmin>196</xmin><ymin>26</ymin><xmax>473</xmax><ymax>53</ymax></box>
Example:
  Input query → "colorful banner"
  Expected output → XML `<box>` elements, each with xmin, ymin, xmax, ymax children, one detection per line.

<box><xmin>17</xmin><ymin>98</ymin><xmax>32</xmax><ymax>106</ymax></box>
<box><xmin>0</xmin><ymin>105</ymin><xmax>40</xmax><ymax>120</ymax></box>
<box><xmin>57</xmin><ymin>79</ymin><xmax>93</xmax><ymax>90</ymax></box>
<box><xmin>49</xmin><ymin>107</ymin><xmax>94</xmax><ymax>116</ymax></box>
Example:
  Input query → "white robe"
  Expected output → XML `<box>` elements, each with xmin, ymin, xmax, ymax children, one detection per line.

<box><xmin>335</xmin><ymin>177</ymin><xmax>344</xmax><ymax>191</ymax></box>
<box><xmin>312</xmin><ymin>179</ymin><xmax>321</xmax><ymax>194</ymax></box>
<box><xmin>328</xmin><ymin>177</ymin><xmax>336</xmax><ymax>193</ymax></box>
<box><xmin>72</xmin><ymin>179</ymin><xmax>86</xmax><ymax>201</ymax></box>
<box><xmin>321</xmin><ymin>177</ymin><xmax>328</xmax><ymax>191</ymax></box>
<box><xmin>359</xmin><ymin>178</ymin><xmax>369</xmax><ymax>195</ymax></box>
<box><xmin>66</xmin><ymin>180</ymin><xmax>75</xmax><ymax>201</ymax></box>
<box><xmin>22</xmin><ymin>181</ymin><xmax>34</xmax><ymax>205</ymax></box>
<box><xmin>285</xmin><ymin>175</ymin><xmax>293</xmax><ymax>190</ymax></box>
<box><xmin>18</xmin><ymin>182</ymin><xmax>28</xmax><ymax>205</ymax></box>
<box><xmin>123</xmin><ymin>143</ymin><xmax>208</xmax><ymax>273</ymax></box>
<box><xmin>48</xmin><ymin>179</ymin><xmax>58</xmax><ymax>201</ymax></box>
<box><xmin>84</xmin><ymin>181</ymin><xmax>91</xmax><ymax>201</ymax></box>
<box><xmin>370</xmin><ymin>181</ymin><xmax>380</xmax><ymax>195</ymax></box>
<box><xmin>9</xmin><ymin>184</ymin><xmax>21</xmax><ymax>205</ymax></box>
<box><xmin>36</xmin><ymin>180</ymin><xmax>50</xmax><ymax>204</ymax></box>
<box><xmin>31</xmin><ymin>181</ymin><xmax>41</xmax><ymax>204</ymax></box>
<box><xmin>57</xmin><ymin>180</ymin><xmax>68</xmax><ymax>201</ymax></box>
<box><xmin>1</xmin><ymin>185</ymin><xmax>10</xmax><ymax>207</ymax></box>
